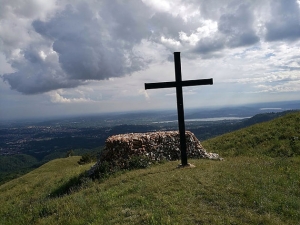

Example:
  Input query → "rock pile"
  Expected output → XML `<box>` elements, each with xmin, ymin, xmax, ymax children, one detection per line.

<box><xmin>89</xmin><ymin>131</ymin><xmax>220</xmax><ymax>176</ymax></box>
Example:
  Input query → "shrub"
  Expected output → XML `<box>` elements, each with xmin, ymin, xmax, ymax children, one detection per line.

<box><xmin>78</xmin><ymin>153</ymin><xmax>97</xmax><ymax>165</ymax></box>
<box><xmin>128</xmin><ymin>155</ymin><xmax>151</xmax><ymax>170</ymax></box>
<box><xmin>66</xmin><ymin>150</ymin><xmax>74</xmax><ymax>157</ymax></box>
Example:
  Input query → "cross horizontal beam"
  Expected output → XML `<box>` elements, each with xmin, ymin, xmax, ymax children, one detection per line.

<box><xmin>145</xmin><ymin>78</ymin><xmax>213</xmax><ymax>90</ymax></box>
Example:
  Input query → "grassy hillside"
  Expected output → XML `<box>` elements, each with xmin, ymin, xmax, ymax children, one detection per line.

<box><xmin>0</xmin><ymin>156</ymin><xmax>299</xmax><ymax>225</ymax></box>
<box><xmin>203</xmin><ymin>111</ymin><xmax>300</xmax><ymax>157</ymax></box>
<box><xmin>0</xmin><ymin>112</ymin><xmax>299</xmax><ymax>224</ymax></box>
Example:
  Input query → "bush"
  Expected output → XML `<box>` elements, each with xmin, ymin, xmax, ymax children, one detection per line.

<box><xmin>78</xmin><ymin>153</ymin><xmax>97</xmax><ymax>165</ymax></box>
<box><xmin>128</xmin><ymin>155</ymin><xmax>151</xmax><ymax>170</ymax></box>
<box><xmin>66</xmin><ymin>150</ymin><xmax>74</xmax><ymax>157</ymax></box>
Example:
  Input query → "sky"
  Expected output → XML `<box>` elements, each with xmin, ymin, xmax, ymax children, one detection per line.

<box><xmin>1</xmin><ymin>0</ymin><xmax>300</xmax><ymax>120</ymax></box>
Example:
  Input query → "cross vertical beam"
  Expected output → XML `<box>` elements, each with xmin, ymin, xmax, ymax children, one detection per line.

<box><xmin>174</xmin><ymin>52</ymin><xmax>187</xmax><ymax>165</ymax></box>
<box><xmin>145</xmin><ymin>52</ymin><xmax>213</xmax><ymax>166</ymax></box>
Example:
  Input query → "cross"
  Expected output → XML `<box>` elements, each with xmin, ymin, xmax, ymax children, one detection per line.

<box><xmin>145</xmin><ymin>52</ymin><xmax>213</xmax><ymax>166</ymax></box>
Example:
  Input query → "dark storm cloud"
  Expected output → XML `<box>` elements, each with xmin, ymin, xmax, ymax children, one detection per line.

<box><xmin>265</xmin><ymin>0</ymin><xmax>300</xmax><ymax>41</ymax></box>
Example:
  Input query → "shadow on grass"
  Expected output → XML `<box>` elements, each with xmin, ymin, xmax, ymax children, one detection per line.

<box><xmin>49</xmin><ymin>156</ymin><xmax>166</xmax><ymax>198</ymax></box>
<box><xmin>49</xmin><ymin>172</ymin><xmax>92</xmax><ymax>198</ymax></box>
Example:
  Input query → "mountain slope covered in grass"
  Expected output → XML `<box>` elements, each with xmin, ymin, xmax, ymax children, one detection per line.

<box><xmin>203</xmin><ymin>111</ymin><xmax>300</xmax><ymax>157</ymax></box>
<box><xmin>0</xmin><ymin>112</ymin><xmax>299</xmax><ymax>224</ymax></box>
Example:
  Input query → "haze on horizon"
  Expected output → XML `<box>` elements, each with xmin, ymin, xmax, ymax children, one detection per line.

<box><xmin>1</xmin><ymin>0</ymin><xmax>300</xmax><ymax>120</ymax></box>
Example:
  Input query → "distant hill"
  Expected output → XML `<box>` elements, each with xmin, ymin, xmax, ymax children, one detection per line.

<box><xmin>239</xmin><ymin>110</ymin><xmax>298</xmax><ymax>127</ymax></box>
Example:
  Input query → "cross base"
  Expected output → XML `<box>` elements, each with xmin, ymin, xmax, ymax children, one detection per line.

<box><xmin>177</xmin><ymin>163</ymin><xmax>196</xmax><ymax>168</ymax></box>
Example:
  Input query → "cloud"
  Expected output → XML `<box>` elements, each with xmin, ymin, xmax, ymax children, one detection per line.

<box><xmin>218</xmin><ymin>3</ymin><xmax>259</xmax><ymax>47</ymax></box>
<box><xmin>1</xmin><ymin>0</ymin><xmax>300</xmax><ymax>97</ymax></box>
<box><xmin>265</xmin><ymin>0</ymin><xmax>300</xmax><ymax>41</ymax></box>
<box><xmin>49</xmin><ymin>90</ymin><xmax>93</xmax><ymax>103</ymax></box>
<box><xmin>33</xmin><ymin>2</ymin><xmax>149</xmax><ymax>79</ymax></box>
<box><xmin>193</xmin><ymin>3</ymin><xmax>259</xmax><ymax>55</ymax></box>
<box><xmin>148</xmin><ymin>11</ymin><xmax>199</xmax><ymax>40</ymax></box>
<box><xmin>2</xmin><ymin>1</ymin><xmax>150</xmax><ymax>94</ymax></box>
<box><xmin>193</xmin><ymin>36</ymin><xmax>224</xmax><ymax>54</ymax></box>
<box><xmin>161</xmin><ymin>36</ymin><xmax>181</xmax><ymax>50</ymax></box>
<box><xmin>138</xmin><ymin>89</ymin><xmax>150</xmax><ymax>100</ymax></box>
<box><xmin>254</xmin><ymin>80</ymin><xmax>300</xmax><ymax>93</ymax></box>
<box><xmin>2</xmin><ymin>44</ymin><xmax>83</xmax><ymax>94</ymax></box>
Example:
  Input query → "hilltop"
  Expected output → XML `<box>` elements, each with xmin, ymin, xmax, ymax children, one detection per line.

<box><xmin>0</xmin><ymin>112</ymin><xmax>299</xmax><ymax>224</ymax></box>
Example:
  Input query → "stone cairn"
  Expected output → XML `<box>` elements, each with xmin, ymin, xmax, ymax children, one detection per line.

<box><xmin>89</xmin><ymin>131</ymin><xmax>220</xmax><ymax>176</ymax></box>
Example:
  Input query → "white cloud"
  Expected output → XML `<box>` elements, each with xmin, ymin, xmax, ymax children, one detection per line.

<box><xmin>142</xmin><ymin>0</ymin><xmax>171</xmax><ymax>13</ymax></box>
<box><xmin>49</xmin><ymin>90</ymin><xmax>94</xmax><ymax>103</ymax></box>
<box><xmin>139</xmin><ymin>89</ymin><xmax>150</xmax><ymax>100</ymax></box>
<box><xmin>254</xmin><ymin>80</ymin><xmax>300</xmax><ymax>93</ymax></box>
<box><xmin>161</xmin><ymin>36</ymin><xmax>181</xmax><ymax>48</ymax></box>
<box><xmin>178</xmin><ymin>19</ymin><xmax>218</xmax><ymax>46</ymax></box>
<box><xmin>142</xmin><ymin>0</ymin><xmax>200</xmax><ymax>21</ymax></box>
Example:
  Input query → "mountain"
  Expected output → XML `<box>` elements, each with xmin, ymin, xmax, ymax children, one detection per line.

<box><xmin>0</xmin><ymin>112</ymin><xmax>299</xmax><ymax>224</ymax></box>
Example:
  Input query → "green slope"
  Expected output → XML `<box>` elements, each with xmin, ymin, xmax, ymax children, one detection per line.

<box><xmin>202</xmin><ymin>111</ymin><xmax>300</xmax><ymax>157</ymax></box>
<box><xmin>1</xmin><ymin>157</ymin><xmax>299</xmax><ymax>225</ymax></box>
<box><xmin>0</xmin><ymin>112</ymin><xmax>300</xmax><ymax>225</ymax></box>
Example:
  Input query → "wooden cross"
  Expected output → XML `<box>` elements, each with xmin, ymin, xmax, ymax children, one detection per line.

<box><xmin>145</xmin><ymin>52</ymin><xmax>213</xmax><ymax>166</ymax></box>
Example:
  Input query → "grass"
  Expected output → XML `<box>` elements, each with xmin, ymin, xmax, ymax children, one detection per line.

<box><xmin>0</xmin><ymin>112</ymin><xmax>299</xmax><ymax>224</ymax></box>
<box><xmin>202</xmin><ymin>111</ymin><xmax>300</xmax><ymax>157</ymax></box>
<box><xmin>0</xmin><ymin>156</ymin><xmax>299</xmax><ymax>224</ymax></box>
